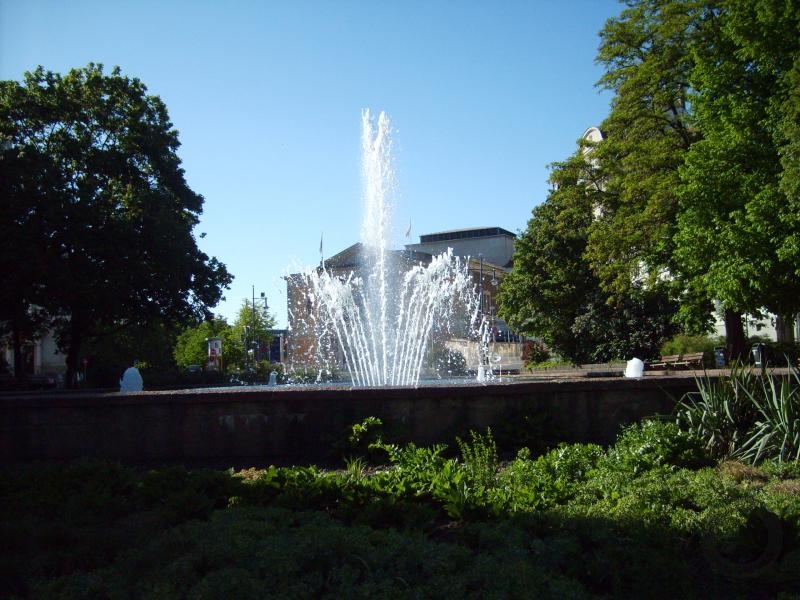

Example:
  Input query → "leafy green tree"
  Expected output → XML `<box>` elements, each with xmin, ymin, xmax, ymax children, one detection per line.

<box><xmin>0</xmin><ymin>64</ymin><xmax>232</xmax><ymax>385</ymax></box>
<box><xmin>227</xmin><ymin>300</ymin><xmax>276</xmax><ymax>374</ymax></box>
<box><xmin>173</xmin><ymin>317</ymin><xmax>230</xmax><ymax>369</ymax></box>
<box><xmin>675</xmin><ymin>0</ymin><xmax>800</xmax><ymax>350</ymax></box>
<box><xmin>586</xmin><ymin>0</ymin><xmax>705</xmax><ymax>300</ymax></box>
<box><xmin>498</xmin><ymin>151</ymin><xmax>678</xmax><ymax>364</ymax></box>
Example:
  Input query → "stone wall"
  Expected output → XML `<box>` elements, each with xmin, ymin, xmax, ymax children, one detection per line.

<box><xmin>0</xmin><ymin>376</ymin><xmax>700</xmax><ymax>467</ymax></box>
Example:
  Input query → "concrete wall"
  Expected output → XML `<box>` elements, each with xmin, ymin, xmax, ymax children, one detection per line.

<box><xmin>0</xmin><ymin>376</ymin><xmax>700</xmax><ymax>467</ymax></box>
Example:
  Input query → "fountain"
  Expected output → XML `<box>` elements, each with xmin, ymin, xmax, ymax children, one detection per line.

<box><xmin>290</xmin><ymin>110</ymin><xmax>483</xmax><ymax>386</ymax></box>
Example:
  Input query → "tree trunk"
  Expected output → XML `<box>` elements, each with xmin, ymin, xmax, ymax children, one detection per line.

<box><xmin>775</xmin><ymin>314</ymin><xmax>795</xmax><ymax>344</ymax></box>
<box><xmin>724</xmin><ymin>309</ymin><xmax>748</xmax><ymax>361</ymax></box>
<box><xmin>64</xmin><ymin>320</ymin><xmax>83</xmax><ymax>389</ymax></box>
<box><xmin>11</xmin><ymin>321</ymin><xmax>25</xmax><ymax>384</ymax></box>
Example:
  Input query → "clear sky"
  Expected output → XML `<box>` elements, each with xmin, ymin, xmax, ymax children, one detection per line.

<box><xmin>1</xmin><ymin>0</ymin><xmax>619</xmax><ymax>328</ymax></box>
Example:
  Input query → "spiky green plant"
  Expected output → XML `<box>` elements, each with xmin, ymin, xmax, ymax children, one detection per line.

<box><xmin>737</xmin><ymin>367</ymin><xmax>800</xmax><ymax>464</ymax></box>
<box><xmin>676</xmin><ymin>362</ymin><xmax>758</xmax><ymax>460</ymax></box>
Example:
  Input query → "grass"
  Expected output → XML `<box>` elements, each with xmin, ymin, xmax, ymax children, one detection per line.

<box><xmin>2</xmin><ymin>422</ymin><xmax>800</xmax><ymax>599</ymax></box>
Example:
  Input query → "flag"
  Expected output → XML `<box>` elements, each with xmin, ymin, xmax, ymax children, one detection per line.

<box><xmin>405</xmin><ymin>218</ymin><xmax>412</xmax><ymax>238</ymax></box>
<box><xmin>319</xmin><ymin>232</ymin><xmax>323</xmax><ymax>255</ymax></box>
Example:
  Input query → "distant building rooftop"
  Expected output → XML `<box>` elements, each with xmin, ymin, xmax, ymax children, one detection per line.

<box><xmin>419</xmin><ymin>227</ymin><xmax>516</xmax><ymax>244</ymax></box>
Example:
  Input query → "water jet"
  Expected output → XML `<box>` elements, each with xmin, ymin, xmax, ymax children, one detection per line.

<box><xmin>288</xmin><ymin>110</ymin><xmax>485</xmax><ymax>386</ymax></box>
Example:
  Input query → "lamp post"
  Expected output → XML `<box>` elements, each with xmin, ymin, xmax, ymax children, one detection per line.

<box><xmin>478</xmin><ymin>254</ymin><xmax>484</xmax><ymax>314</ymax></box>
<box><xmin>250</xmin><ymin>286</ymin><xmax>269</xmax><ymax>365</ymax></box>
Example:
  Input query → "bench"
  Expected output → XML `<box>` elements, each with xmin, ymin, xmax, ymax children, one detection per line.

<box><xmin>648</xmin><ymin>352</ymin><xmax>706</xmax><ymax>370</ymax></box>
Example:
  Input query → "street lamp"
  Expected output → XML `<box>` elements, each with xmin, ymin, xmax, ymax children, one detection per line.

<box><xmin>478</xmin><ymin>254</ymin><xmax>484</xmax><ymax>314</ymax></box>
<box><xmin>251</xmin><ymin>286</ymin><xmax>269</xmax><ymax>365</ymax></box>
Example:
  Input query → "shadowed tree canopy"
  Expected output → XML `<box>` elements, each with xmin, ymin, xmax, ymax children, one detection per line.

<box><xmin>0</xmin><ymin>64</ymin><xmax>232</xmax><ymax>385</ymax></box>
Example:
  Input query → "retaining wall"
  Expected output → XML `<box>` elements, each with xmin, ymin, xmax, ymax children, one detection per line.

<box><xmin>0</xmin><ymin>375</ymin><xmax>701</xmax><ymax>467</ymax></box>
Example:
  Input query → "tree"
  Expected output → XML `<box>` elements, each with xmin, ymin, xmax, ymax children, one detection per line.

<box><xmin>675</xmin><ymin>0</ymin><xmax>800</xmax><ymax>348</ymax></box>
<box><xmin>228</xmin><ymin>300</ymin><xmax>276</xmax><ymax>373</ymax></box>
<box><xmin>585</xmin><ymin>0</ymin><xmax>766</xmax><ymax>358</ymax></box>
<box><xmin>0</xmin><ymin>64</ymin><xmax>232</xmax><ymax>385</ymax></box>
<box><xmin>497</xmin><ymin>151</ymin><xmax>678</xmax><ymax>364</ymax></box>
<box><xmin>173</xmin><ymin>317</ymin><xmax>229</xmax><ymax>369</ymax></box>
<box><xmin>0</xmin><ymin>86</ymin><xmax>57</xmax><ymax>380</ymax></box>
<box><xmin>586</xmin><ymin>0</ymin><xmax>706</xmax><ymax>300</ymax></box>
<box><xmin>83</xmin><ymin>318</ymin><xmax>181</xmax><ymax>386</ymax></box>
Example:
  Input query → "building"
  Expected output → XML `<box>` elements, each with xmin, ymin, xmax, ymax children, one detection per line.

<box><xmin>405</xmin><ymin>226</ymin><xmax>515</xmax><ymax>270</ymax></box>
<box><xmin>1</xmin><ymin>330</ymin><xmax>66</xmax><ymax>379</ymax></box>
<box><xmin>285</xmin><ymin>227</ymin><xmax>519</xmax><ymax>373</ymax></box>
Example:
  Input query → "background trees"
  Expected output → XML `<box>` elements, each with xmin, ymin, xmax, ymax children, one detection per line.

<box><xmin>585</xmin><ymin>0</ymin><xmax>703</xmax><ymax>301</ymax></box>
<box><xmin>501</xmin><ymin>0</ymin><xmax>799</xmax><ymax>361</ymax></box>
<box><xmin>675</xmin><ymin>0</ymin><xmax>800</xmax><ymax>348</ymax></box>
<box><xmin>498</xmin><ymin>151</ymin><xmax>679</xmax><ymax>364</ymax></box>
<box><xmin>173</xmin><ymin>302</ymin><xmax>276</xmax><ymax>376</ymax></box>
<box><xmin>0</xmin><ymin>64</ymin><xmax>232</xmax><ymax>385</ymax></box>
<box><xmin>173</xmin><ymin>317</ymin><xmax>230</xmax><ymax>369</ymax></box>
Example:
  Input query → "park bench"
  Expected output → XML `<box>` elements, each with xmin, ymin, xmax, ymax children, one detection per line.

<box><xmin>648</xmin><ymin>352</ymin><xmax>706</xmax><ymax>370</ymax></box>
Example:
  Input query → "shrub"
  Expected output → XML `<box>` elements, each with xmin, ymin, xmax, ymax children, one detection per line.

<box><xmin>676</xmin><ymin>363</ymin><xmax>759</xmax><ymax>460</ymax></box>
<box><xmin>604</xmin><ymin>419</ymin><xmax>712</xmax><ymax>475</ymax></box>
<box><xmin>285</xmin><ymin>365</ymin><xmax>338</xmax><ymax>383</ymax></box>
<box><xmin>522</xmin><ymin>341</ymin><xmax>550</xmax><ymax>368</ymax></box>
<box><xmin>660</xmin><ymin>334</ymin><xmax>719</xmax><ymax>358</ymax></box>
<box><xmin>677</xmin><ymin>365</ymin><xmax>800</xmax><ymax>464</ymax></box>
<box><xmin>737</xmin><ymin>368</ymin><xmax>800</xmax><ymax>464</ymax></box>
<box><xmin>255</xmin><ymin>360</ymin><xmax>286</xmax><ymax>383</ymax></box>
<box><xmin>430</xmin><ymin>347</ymin><xmax>468</xmax><ymax>377</ymax></box>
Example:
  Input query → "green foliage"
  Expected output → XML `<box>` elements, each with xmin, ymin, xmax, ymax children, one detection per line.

<box><xmin>173</xmin><ymin>317</ymin><xmax>229</xmax><ymax>369</ymax></box>
<box><xmin>428</xmin><ymin>346</ymin><xmax>468</xmax><ymax>378</ymax></box>
<box><xmin>604</xmin><ymin>419</ymin><xmax>712</xmax><ymax>475</ymax></box>
<box><xmin>348</xmin><ymin>416</ymin><xmax>383</xmax><ymax>450</ymax></box>
<box><xmin>456</xmin><ymin>428</ymin><xmax>500</xmax><ymax>492</ymax></box>
<box><xmin>675</xmin><ymin>0</ymin><xmax>800</xmax><ymax>324</ymax></box>
<box><xmin>286</xmin><ymin>365</ymin><xmax>338</xmax><ymax>384</ymax></box>
<box><xmin>678</xmin><ymin>365</ymin><xmax>800</xmax><ymax>465</ymax></box>
<box><xmin>521</xmin><ymin>340</ymin><xmax>550</xmax><ymax>367</ymax></box>
<box><xmin>738</xmin><ymin>368</ymin><xmax>800</xmax><ymax>464</ymax></box>
<box><xmin>661</xmin><ymin>334</ymin><xmax>720</xmax><ymax>358</ymax></box>
<box><xmin>3</xmin><ymin>430</ymin><xmax>799</xmax><ymax>599</ymax></box>
<box><xmin>676</xmin><ymin>364</ymin><xmax>760</xmax><ymax>460</ymax></box>
<box><xmin>498</xmin><ymin>152</ymin><xmax>679</xmax><ymax>365</ymax></box>
<box><xmin>588</xmin><ymin>0</ymin><xmax>701</xmax><ymax>302</ymax></box>
<box><xmin>0</xmin><ymin>64</ymin><xmax>232</xmax><ymax>385</ymax></box>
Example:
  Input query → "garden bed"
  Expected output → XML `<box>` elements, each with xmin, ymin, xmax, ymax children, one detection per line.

<box><xmin>2</xmin><ymin>419</ymin><xmax>799</xmax><ymax>599</ymax></box>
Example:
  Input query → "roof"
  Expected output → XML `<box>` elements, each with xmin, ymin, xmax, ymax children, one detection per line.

<box><xmin>323</xmin><ymin>243</ymin><xmax>434</xmax><ymax>270</ymax></box>
<box><xmin>418</xmin><ymin>226</ymin><xmax>516</xmax><ymax>244</ymax></box>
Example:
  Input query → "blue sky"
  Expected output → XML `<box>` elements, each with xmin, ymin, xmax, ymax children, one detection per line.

<box><xmin>1</xmin><ymin>0</ymin><xmax>619</xmax><ymax>327</ymax></box>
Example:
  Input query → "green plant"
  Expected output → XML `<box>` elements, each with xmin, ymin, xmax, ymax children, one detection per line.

<box><xmin>676</xmin><ymin>362</ymin><xmax>759</xmax><ymax>459</ymax></box>
<box><xmin>677</xmin><ymin>364</ymin><xmax>800</xmax><ymax>465</ymax></box>
<box><xmin>604</xmin><ymin>419</ymin><xmax>711</xmax><ymax>475</ymax></box>
<box><xmin>286</xmin><ymin>365</ymin><xmax>338</xmax><ymax>384</ymax></box>
<box><xmin>349</xmin><ymin>416</ymin><xmax>384</xmax><ymax>449</ymax></box>
<box><xmin>660</xmin><ymin>334</ymin><xmax>719</xmax><ymax>358</ymax></box>
<box><xmin>521</xmin><ymin>340</ymin><xmax>553</xmax><ymax>369</ymax></box>
<box><xmin>456</xmin><ymin>428</ymin><xmax>499</xmax><ymax>490</ymax></box>
<box><xmin>429</xmin><ymin>346</ymin><xmax>468</xmax><ymax>377</ymax></box>
<box><xmin>255</xmin><ymin>360</ymin><xmax>286</xmax><ymax>382</ymax></box>
<box><xmin>737</xmin><ymin>368</ymin><xmax>800</xmax><ymax>464</ymax></box>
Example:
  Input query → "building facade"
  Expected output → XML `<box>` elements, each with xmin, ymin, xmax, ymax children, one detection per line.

<box><xmin>285</xmin><ymin>227</ymin><xmax>517</xmax><ymax>373</ymax></box>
